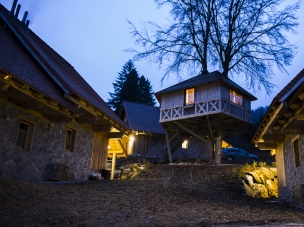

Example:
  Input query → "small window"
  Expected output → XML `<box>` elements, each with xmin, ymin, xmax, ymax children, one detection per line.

<box><xmin>64</xmin><ymin>127</ymin><xmax>76</xmax><ymax>152</ymax></box>
<box><xmin>185</xmin><ymin>88</ymin><xmax>195</xmax><ymax>105</ymax></box>
<box><xmin>230</xmin><ymin>90</ymin><xmax>243</xmax><ymax>106</ymax></box>
<box><xmin>293</xmin><ymin>138</ymin><xmax>302</xmax><ymax>168</ymax></box>
<box><xmin>15</xmin><ymin>121</ymin><xmax>35</xmax><ymax>152</ymax></box>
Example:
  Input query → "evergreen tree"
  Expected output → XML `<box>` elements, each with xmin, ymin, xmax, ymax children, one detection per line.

<box><xmin>138</xmin><ymin>76</ymin><xmax>156</xmax><ymax>106</ymax></box>
<box><xmin>107</xmin><ymin>60</ymin><xmax>135</xmax><ymax>112</ymax></box>
<box><xmin>120</xmin><ymin>69</ymin><xmax>141</xmax><ymax>103</ymax></box>
<box><xmin>107</xmin><ymin>60</ymin><xmax>156</xmax><ymax>113</ymax></box>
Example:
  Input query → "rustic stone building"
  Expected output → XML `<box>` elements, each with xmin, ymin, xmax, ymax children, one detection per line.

<box><xmin>0</xmin><ymin>1</ymin><xmax>129</xmax><ymax>182</ymax></box>
<box><xmin>252</xmin><ymin>68</ymin><xmax>304</xmax><ymax>204</ymax></box>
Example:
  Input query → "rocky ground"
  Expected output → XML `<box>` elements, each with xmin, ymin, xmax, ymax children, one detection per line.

<box><xmin>1</xmin><ymin>163</ymin><xmax>304</xmax><ymax>227</ymax></box>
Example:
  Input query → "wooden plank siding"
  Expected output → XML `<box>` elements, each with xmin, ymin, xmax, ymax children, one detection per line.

<box><xmin>159</xmin><ymin>82</ymin><xmax>252</xmax><ymax>123</ymax></box>
<box><xmin>160</xmin><ymin>98</ymin><xmax>251</xmax><ymax>123</ymax></box>
<box><xmin>90</xmin><ymin>132</ymin><xmax>108</xmax><ymax>171</ymax></box>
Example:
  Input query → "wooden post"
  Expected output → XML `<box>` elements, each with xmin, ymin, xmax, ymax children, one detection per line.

<box><xmin>111</xmin><ymin>153</ymin><xmax>116</xmax><ymax>180</ymax></box>
<box><xmin>165</xmin><ymin>130</ymin><xmax>172</xmax><ymax>163</ymax></box>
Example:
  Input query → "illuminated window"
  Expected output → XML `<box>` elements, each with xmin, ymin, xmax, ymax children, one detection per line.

<box><xmin>230</xmin><ymin>90</ymin><xmax>243</xmax><ymax>106</ymax></box>
<box><xmin>185</xmin><ymin>88</ymin><xmax>195</xmax><ymax>105</ymax></box>
<box><xmin>15</xmin><ymin>121</ymin><xmax>35</xmax><ymax>152</ymax></box>
<box><xmin>64</xmin><ymin>127</ymin><xmax>76</xmax><ymax>152</ymax></box>
<box><xmin>293</xmin><ymin>138</ymin><xmax>302</xmax><ymax>168</ymax></box>
<box><xmin>182</xmin><ymin>140</ymin><xmax>188</xmax><ymax>149</ymax></box>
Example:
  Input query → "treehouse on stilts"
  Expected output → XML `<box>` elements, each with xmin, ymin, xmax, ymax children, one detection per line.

<box><xmin>155</xmin><ymin>71</ymin><xmax>257</xmax><ymax>163</ymax></box>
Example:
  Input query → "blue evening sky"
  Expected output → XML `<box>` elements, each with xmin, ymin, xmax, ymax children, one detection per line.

<box><xmin>1</xmin><ymin>0</ymin><xmax>303</xmax><ymax>109</ymax></box>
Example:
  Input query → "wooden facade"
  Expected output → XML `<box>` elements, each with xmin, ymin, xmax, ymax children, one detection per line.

<box><xmin>159</xmin><ymin>81</ymin><xmax>252</xmax><ymax>123</ymax></box>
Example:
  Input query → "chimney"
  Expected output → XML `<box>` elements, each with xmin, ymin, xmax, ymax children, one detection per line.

<box><xmin>15</xmin><ymin>4</ymin><xmax>21</xmax><ymax>18</ymax></box>
<box><xmin>10</xmin><ymin>0</ymin><xmax>18</xmax><ymax>15</ymax></box>
<box><xmin>22</xmin><ymin>11</ymin><xmax>28</xmax><ymax>24</ymax></box>
<box><xmin>25</xmin><ymin>20</ymin><xmax>30</xmax><ymax>28</ymax></box>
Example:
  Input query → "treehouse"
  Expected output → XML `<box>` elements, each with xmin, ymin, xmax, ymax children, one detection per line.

<box><xmin>155</xmin><ymin>71</ymin><xmax>257</xmax><ymax>162</ymax></box>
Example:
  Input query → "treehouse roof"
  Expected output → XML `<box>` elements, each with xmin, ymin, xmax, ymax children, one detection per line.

<box><xmin>155</xmin><ymin>71</ymin><xmax>257</xmax><ymax>101</ymax></box>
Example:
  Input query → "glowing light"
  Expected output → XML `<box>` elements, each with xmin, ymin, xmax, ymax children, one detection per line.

<box><xmin>182</xmin><ymin>140</ymin><xmax>188</xmax><ymax>149</ymax></box>
<box><xmin>3</xmin><ymin>75</ymin><xmax>10</xmax><ymax>80</ymax></box>
<box><xmin>108</xmin><ymin>145</ymin><xmax>110</xmax><ymax>149</ymax></box>
<box><xmin>130</xmin><ymin>136</ymin><xmax>134</xmax><ymax>142</ymax></box>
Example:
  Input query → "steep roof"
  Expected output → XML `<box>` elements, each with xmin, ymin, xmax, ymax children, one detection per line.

<box><xmin>155</xmin><ymin>71</ymin><xmax>257</xmax><ymax>100</ymax></box>
<box><xmin>122</xmin><ymin>101</ymin><xmax>165</xmax><ymax>134</ymax></box>
<box><xmin>252</xmin><ymin>68</ymin><xmax>304</xmax><ymax>144</ymax></box>
<box><xmin>0</xmin><ymin>3</ymin><xmax>127</xmax><ymax>129</ymax></box>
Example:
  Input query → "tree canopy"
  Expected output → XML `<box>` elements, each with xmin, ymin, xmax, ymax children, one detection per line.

<box><xmin>107</xmin><ymin>60</ymin><xmax>156</xmax><ymax>113</ymax></box>
<box><xmin>127</xmin><ymin>0</ymin><xmax>301</xmax><ymax>94</ymax></box>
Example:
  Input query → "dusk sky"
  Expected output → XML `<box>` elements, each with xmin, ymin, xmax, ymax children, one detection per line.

<box><xmin>1</xmin><ymin>0</ymin><xmax>304</xmax><ymax>109</ymax></box>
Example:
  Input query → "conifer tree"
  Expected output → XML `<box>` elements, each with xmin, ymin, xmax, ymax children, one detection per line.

<box><xmin>107</xmin><ymin>60</ymin><xmax>156</xmax><ymax>113</ymax></box>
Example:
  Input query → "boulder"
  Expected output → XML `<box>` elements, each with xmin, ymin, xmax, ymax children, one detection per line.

<box><xmin>260</xmin><ymin>167</ymin><xmax>275</xmax><ymax>180</ymax></box>
<box><xmin>265</xmin><ymin>179</ymin><xmax>278</xmax><ymax>198</ymax></box>
<box><xmin>269</xmin><ymin>167</ymin><xmax>277</xmax><ymax>177</ymax></box>
<box><xmin>243</xmin><ymin>181</ymin><xmax>255</xmax><ymax>197</ymax></box>
<box><xmin>245</xmin><ymin>175</ymin><xmax>254</xmax><ymax>186</ymax></box>
<box><xmin>247</xmin><ymin>171</ymin><xmax>263</xmax><ymax>184</ymax></box>
<box><xmin>131</xmin><ymin>171</ymin><xmax>139</xmax><ymax>179</ymax></box>
<box><xmin>251</xmin><ymin>183</ymin><xmax>269</xmax><ymax>198</ymax></box>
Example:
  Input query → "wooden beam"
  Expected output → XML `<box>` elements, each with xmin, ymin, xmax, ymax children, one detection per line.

<box><xmin>107</xmin><ymin>132</ymin><xmax>124</xmax><ymax>139</ymax></box>
<box><xmin>0</xmin><ymin>84</ymin><xmax>10</xmax><ymax>91</ymax></box>
<box><xmin>257</xmin><ymin>142</ymin><xmax>278</xmax><ymax>150</ymax></box>
<box><xmin>22</xmin><ymin>103</ymin><xmax>45</xmax><ymax>110</ymax></box>
<box><xmin>262</xmin><ymin>134</ymin><xmax>285</xmax><ymax>143</ymax></box>
<box><xmin>174</xmin><ymin>121</ymin><xmax>207</xmax><ymax>142</ymax></box>
<box><xmin>165</xmin><ymin>130</ymin><xmax>172</xmax><ymax>163</ymax></box>
<box><xmin>282</xmin><ymin>103</ymin><xmax>304</xmax><ymax>129</ymax></box>
<box><xmin>118</xmin><ymin>139</ymin><xmax>128</xmax><ymax>157</ymax></box>
<box><xmin>76</xmin><ymin>116</ymin><xmax>99</xmax><ymax>123</ymax></box>
<box><xmin>295</xmin><ymin>115</ymin><xmax>304</xmax><ymax>120</ymax></box>
<box><xmin>169</xmin><ymin>131</ymin><xmax>179</xmax><ymax>142</ymax></box>
<box><xmin>93</xmin><ymin>125</ymin><xmax>112</xmax><ymax>132</ymax></box>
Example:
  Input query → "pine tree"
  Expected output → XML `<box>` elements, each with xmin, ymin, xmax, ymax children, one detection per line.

<box><xmin>138</xmin><ymin>76</ymin><xmax>156</xmax><ymax>106</ymax></box>
<box><xmin>107</xmin><ymin>60</ymin><xmax>156</xmax><ymax>113</ymax></box>
<box><xmin>107</xmin><ymin>60</ymin><xmax>136</xmax><ymax>113</ymax></box>
<box><xmin>120</xmin><ymin>69</ymin><xmax>141</xmax><ymax>103</ymax></box>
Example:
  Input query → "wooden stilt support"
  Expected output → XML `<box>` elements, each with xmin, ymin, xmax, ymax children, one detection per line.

<box><xmin>111</xmin><ymin>153</ymin><xmax>116</xmax><ymax>180</ymax></box>
<box><xmin>165</xmin><ymin>130</ymin><xmax>173</xmax><ymax>163</ymax></box>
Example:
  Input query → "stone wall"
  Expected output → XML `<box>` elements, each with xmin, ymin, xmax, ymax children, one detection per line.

<box><xmin>0</xmin><ymin>100</ymin><xmax>94</xmax><ymax>182</ymax></box>
<box><xmin>279</xmin><ymin>134</ymin><xmax>304</xmax><ymax>202</ymax></box>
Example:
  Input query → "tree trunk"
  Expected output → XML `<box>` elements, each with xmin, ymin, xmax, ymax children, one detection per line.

<box><xmin>207</xmin><ymin>138</ymin><xmax>214</xmax><ymax>165</ymax></box>
<box><xmin>214</xmin><ymin>132</ymin><xmax>222</xmax><ymax>165</ymax></box>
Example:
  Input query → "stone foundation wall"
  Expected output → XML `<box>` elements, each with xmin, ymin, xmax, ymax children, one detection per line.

<box><xmin>280</xmin><ymin>134</ymin><xmax>304</xmax><ymax>202</ymax></box>
<box><xmin>0</xmin><ymin>100</ymin><xmax>94</xmax><ymax>182</ymax></box>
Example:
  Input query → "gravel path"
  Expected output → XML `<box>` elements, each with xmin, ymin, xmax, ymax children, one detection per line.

<box><xmin>1</xmin><ymin>164</ymin><xmax>304</xmax><ymax>226</ymax></box>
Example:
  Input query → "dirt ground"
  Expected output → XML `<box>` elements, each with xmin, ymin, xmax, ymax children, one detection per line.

<box><xmin>1</xmin><ymin>164</ymin><xmax>304</xmax><ymax>227</ymax></box>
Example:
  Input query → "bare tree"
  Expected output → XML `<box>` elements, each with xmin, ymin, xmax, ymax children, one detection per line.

<box><xmin>210</xmin><ymin>0</ymin><xmax>301</xmax><ymax>94</ymax></box>
<box><xmin>127</xmin><ymin>0</ymin><xmax>300</xmax><ymax>93</ymax></box>
<box><xmin>127</xmin><ymin>0</ymin><xmax>215</xmax><ymax>82</ymax></box>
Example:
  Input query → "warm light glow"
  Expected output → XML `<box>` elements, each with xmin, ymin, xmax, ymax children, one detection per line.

<box><xmin>230</xmin><ymin>90</ymin><xmax>243</xmax><ymax>106</ymax></box>
<box><xmin>270</xmin><ymin>149</ymin><xmax>276</xmax><ymax>156</ymax></box>
<box><xmin>182</xmin><ymin>140</ymin><xmax>188</xmax><ymax>149</ymax></box>
<box><xmin>108</xmin><ymin>145</ymin><xmax>110</xmax><ymax>149</ymax></box>
<box><xmin>185</xmin><ymin>88</ymin><xmax>195</xmax><ymax>105</ymax></box>
<box><xmin>3</xmin><ymin>75</ymin><xmax>10</xmax><ymax>80</ymax></box>
<box><xmin>130</xmin><ymin>136</ymin><xmax>134</xmax><ymax>142</ymax></box>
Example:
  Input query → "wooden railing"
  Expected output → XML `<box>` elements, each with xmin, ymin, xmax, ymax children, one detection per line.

<box><xmin>160</xmin><ymin>99</ymin><xmax>251</xmax><ymax>123</ymax></box>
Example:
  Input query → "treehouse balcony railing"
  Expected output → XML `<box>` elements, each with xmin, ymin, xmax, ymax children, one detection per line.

<box><xmin>160</xmin><ymin>99</ymin><xmax>252</xmax><ymax>123</ymax></box>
